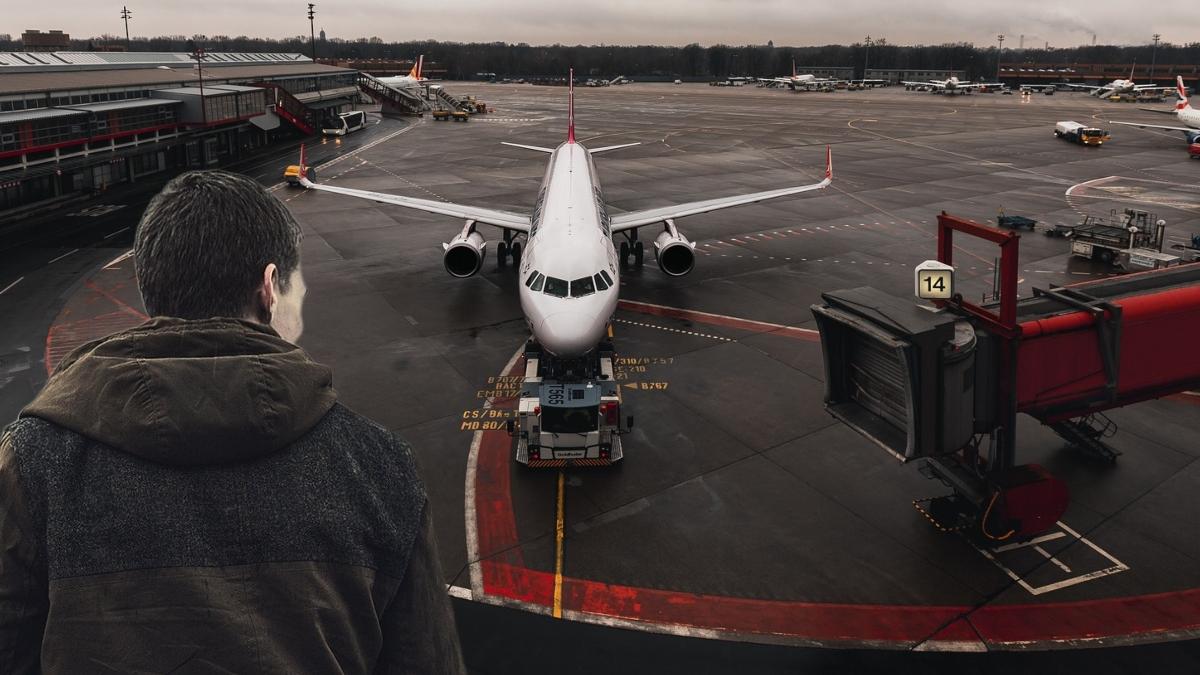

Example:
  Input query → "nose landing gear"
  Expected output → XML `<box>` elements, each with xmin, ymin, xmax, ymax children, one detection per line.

<box><xmin>619</xmin><ymin>230</ymin><xmax>644</xmax><ymax>269</ymax></box>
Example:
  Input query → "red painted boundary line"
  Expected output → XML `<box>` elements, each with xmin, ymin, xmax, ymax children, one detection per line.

<box><xmin>618</xmin><ymin>299</ymin><xmax>820</xmax><ymax>342</ymax></box>
<box><xmin>473</xmin><ymin>345</ymin><xmax>1200</xmax><ymax>648</ymax></box>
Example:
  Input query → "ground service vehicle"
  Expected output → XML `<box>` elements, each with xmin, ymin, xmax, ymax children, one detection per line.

<box><xmin>1190</xmin><ymin>143</ymin><xmax>1200</xmax><ymax>159</ymax></box>
<box><xmin>321</xmin><ymin>110</ymin><xmax>367</xmax><ymax>136</ymax></box>
<box><xmin>1055</xmin><ymin>121</ymin><xmax>1108</xmax><ymax>146</ymax></box>
<box><xmin>508</xmin><ymin>342</ymin><xmax>630</xmax><ymax>467</ymax></box>
<box><xmin>1070</xmin><ymin>208</ymin><xmax>1176</xmax><ymax>269</ymax></box>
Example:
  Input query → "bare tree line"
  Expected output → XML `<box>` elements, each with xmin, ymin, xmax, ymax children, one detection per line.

<box><xmin>1</xmin><ymin>33</ymin><xmax>1197</xmax><ymax>81</ymax></box>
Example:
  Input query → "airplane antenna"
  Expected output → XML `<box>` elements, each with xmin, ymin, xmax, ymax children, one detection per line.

<box><xmin>567</xmin><ymin>67</ymin><xmax>576</xmax><ymax>143</ymax></box>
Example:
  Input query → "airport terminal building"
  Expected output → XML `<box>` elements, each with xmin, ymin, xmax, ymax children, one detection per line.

<box><xmin>0</xmin><ymin>51</ymin><xmax>362</xmax><ymax>219</ymax></box>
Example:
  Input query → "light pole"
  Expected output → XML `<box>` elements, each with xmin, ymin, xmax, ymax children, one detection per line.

<box><xmin>863</xmin><ymin>35</ymin><xmax>871</xmax><ymax>80</ymax></box>
<box><xmin>191</xmin><ymin>46</ymin><xmax>206</xmax><ymax>125</ymax></box>
<box><xmin>121</xmin><ymin>6</ymin><xmax>132</xmax><ymax>48</ymax></box>
<box><xmin>1150</xmin><ymin>33</ymin><xmax>1161</xmax><ymax>83</ymax></box>
<box><xmin>307</xmin><ymin>4</ymin><xmax>317</xmax><ymax>61</ymax></box>
<box><xmin>996</xmin><ymin>34</ymin><xmax>1004</xmax><ymax>81</ymax></box>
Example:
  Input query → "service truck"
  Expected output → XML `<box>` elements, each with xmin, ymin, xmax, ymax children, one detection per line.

<box><xmin>1055</xmin><ymin>121</ymin><xmax>1109</xmax><ymax>146</ymax></box>
<box><xmin>507</xmin><ymin>341</ymin><xmax>631</xmax><ymax>467</ymax></box>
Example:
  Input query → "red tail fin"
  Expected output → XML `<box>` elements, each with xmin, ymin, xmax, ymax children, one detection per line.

<box><xmin>567</xmin><ymin>67</ymin><xmax>576</xmax><ymax>143</ymax></box>
<box><xmin>409</xmin><ymin>55</ymin><xmax>423</xmax><ymax>80</ymax></box>
<box><xmin>1177</xmin><ymin>76</ymin><xmax>1192</xmax><ymax>111</ymax></box>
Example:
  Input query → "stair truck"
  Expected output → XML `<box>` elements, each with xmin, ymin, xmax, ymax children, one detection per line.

<box><xmin>507</xmin><ymin>340</ymin><xmax>632</xmax><ymax>467</ymax></box>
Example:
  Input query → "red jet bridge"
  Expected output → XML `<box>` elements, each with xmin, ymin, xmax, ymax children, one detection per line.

<box><xmin>812</xmin><ymin>213</ymin><xmax>1200</xmax><ymax>542</ymax></box>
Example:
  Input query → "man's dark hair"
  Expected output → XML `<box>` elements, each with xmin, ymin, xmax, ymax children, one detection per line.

<box><xmin>135</xmin><ymin>170</ymin><xmax>303</xmax><ymax>319</ymax></box>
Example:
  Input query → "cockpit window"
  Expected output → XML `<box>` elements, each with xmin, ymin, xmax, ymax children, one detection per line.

<box><xmin>570</xmin><ymin>276</ymin><xmax>596</xmax><ymax>297</ymax></box>
<box><xmin>530</xmin><ymin>273</ymin><xmax>545</xmax><ymax>292</ymax></box>
<box><xmin>525</xmin><ymin>271</ymin><xmax>539</xmax><ymax>287</ymax></box>
<box><xmin>594</xmin><ymin>273</ymin><xmax>609</xmax><ymax>291</ymax></box>
<box><xmin>599</xmin><ymin>270</ymin><xmax>614</xmax><ymax>286</ymax></box>
<box><xmin>544</xmin><ymin>276</ymin><xmax>568</xmax><ymax>297</ymax></box>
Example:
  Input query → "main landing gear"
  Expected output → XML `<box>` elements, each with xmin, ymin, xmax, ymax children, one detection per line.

<box><xmin>618</xmin><ymin>229</ymin><xmax>644</xmax><ymax>269</ymax></box>
<box><xmin>497</xmin><ymin>228</ymin><xmax>522</xmax><ymax>268</ymax></box>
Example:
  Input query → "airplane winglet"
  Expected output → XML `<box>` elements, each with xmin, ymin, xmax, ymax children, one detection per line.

<box><xmin>825</xmin><ymin>145</ymin><xmax>833</xmax><ymax>181</ymax></box>
<box><xmin>299</xmin><ymin>143</ymin><xmax>306</xmax><ymax>174</ymax></box>
<box><xmin>567</xmin><ymin>67</ymin><xmax>576</xmax><ymax>144</ymax></box>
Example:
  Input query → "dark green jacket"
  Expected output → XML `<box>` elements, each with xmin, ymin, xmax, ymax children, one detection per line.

<box><xmin>0</xmin><ymin>317</ymin><xmax>464</xmax><ymax>674</ymax></box>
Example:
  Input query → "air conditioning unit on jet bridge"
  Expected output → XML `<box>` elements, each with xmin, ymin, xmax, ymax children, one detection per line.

<box><xmin>811</xmin><ymin>286</ymin><xmax>996</xmax><ymax>461</ymax></box>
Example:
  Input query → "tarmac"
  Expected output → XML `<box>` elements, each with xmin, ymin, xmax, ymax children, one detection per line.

<box><xmin>2</xmin><ymin>82</ymin><xmax>1200</xmax><ymax>672</ymax></box>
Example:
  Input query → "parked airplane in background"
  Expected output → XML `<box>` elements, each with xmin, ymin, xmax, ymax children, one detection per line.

<box><xmin>377</xmin><ymin>55</ymin><xmax>425</xmax><ymax>89</ymax></box>
<box><xmin>762</xmin><ymin>61</ymin><xmax>837</xmax><ymax>89</ymax></box>
<box><xmin>286</xmin><ymin>70</ymin><xmax>833</xmax><ymax>358</ymax></box>
<box><xmin>1065</xmin><ymin>64</ymin><xmax>1173</xmax><ymax>98</ymax></box>
<box><xmin>1109</xmin><ymin>76</ymin><xmax>1200</xmax><ymax>143</ymax></box>
<box><xmin>903</xmin><ymin>76</ymin><xmax>1000</xmax><ymax>94</ymax></box>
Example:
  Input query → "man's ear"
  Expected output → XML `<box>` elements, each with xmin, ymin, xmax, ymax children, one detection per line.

<box><xmin>255</xmin><ymin>263</ymin><xmax>279</xmax><ymax>322</ymax></box>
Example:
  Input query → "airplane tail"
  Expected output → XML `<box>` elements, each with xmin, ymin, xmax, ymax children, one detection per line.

<box><xmin>1177</xmin><ymin>76</ymin><xmax>1193</xmax><ymax>111</ymax></box>
<box><xmin>792</xmin><ymin>59</ymin><xmax>797</xmax><ymax>78</ymax></box>
<box><xmin>1129</xmin><ymin>61</ymin><xmax>1136</xmax><ymax>81</ymax></box>
<box><xmin>408</xmin><ymin>55</ymin><xmax>424</xmax><ymax>80</ymax></box>
<box><xmin>567</xmin><ymin>67</ymin><xmax>576</xmax><ymax>143</ymax></box>
<box><xmin>284</xmin><ymin>143</ymin><xmax>313</xmax><ymax>186</ymax></box>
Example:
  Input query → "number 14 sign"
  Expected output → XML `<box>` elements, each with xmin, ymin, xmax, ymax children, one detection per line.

<box><xmin>914</xmin><ymin>260</ymin><xmax>955</xmax><ymax>300</ymax></box>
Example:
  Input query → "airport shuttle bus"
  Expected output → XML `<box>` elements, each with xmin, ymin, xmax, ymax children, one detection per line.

<box><xmin>321</xmin><ymin>110</ymin><xmax>367</xmax><ymax>136</ymax></box>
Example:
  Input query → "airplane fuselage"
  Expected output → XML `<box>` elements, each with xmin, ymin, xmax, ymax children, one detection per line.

<box><xmin>517</xmin><ymin>142</ymin><xmax>620</xmax><ymax>357</ymax></box>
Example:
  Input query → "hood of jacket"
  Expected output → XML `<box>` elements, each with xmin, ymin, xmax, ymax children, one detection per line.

<box><xmin>22</xmin><ymin>316</ymin><xmax>336</xmax><ymax>466</ymax></box>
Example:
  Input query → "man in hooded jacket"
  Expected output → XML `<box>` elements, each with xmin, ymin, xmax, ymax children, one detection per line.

<box><xmin>0</xmin><ymin>170</ymin><xmax>466</xmax><ymax>673</ymax></box>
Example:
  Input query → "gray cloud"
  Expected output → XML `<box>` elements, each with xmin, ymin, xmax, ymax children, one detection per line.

<box><xmin>3</xmin><ymin>0</ymin><xmax>1185</xmax><ymax>48</ymax></box>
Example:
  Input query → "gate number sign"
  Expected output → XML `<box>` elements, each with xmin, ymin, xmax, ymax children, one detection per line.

<box><xmin>914</xmin><ymin>260</ymin><xmax>955</xmax><ymax>300</ymax></box>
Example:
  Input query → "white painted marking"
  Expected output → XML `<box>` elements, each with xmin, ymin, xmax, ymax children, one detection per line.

<box><xmin>1035</xmin><ymin>545</ymin><xmax>1073</xmax><ymax>573</ymax></box>
<box><xmin>973</xmin><ymin>520</ymin><xmax>1129</xmax><ymax>596</ymax></box>
<box><xmin>0</xmin><ymin>276</ymin><xmax>24</xmax><ymax>296</ymax></box>
<box><xmin>103</xmin><ymin>249</ymin><xmax>134</xmax><ymax>269</ymax></box>
<box><xmin>464</xmin><ymin>345</ymin><xmax>526</xmax><ymax>599</ymax></box>
<box><xmin>103</xmin><ymin>226</ymin><xmax>130</xmax><ymax>239</ymax></box>
<box><xmin>47</xmin><ymin>248</ymin><xmax>80</xmax><ymax>265</ymax></box>
<box><xmin>405</xmin><ymin>315</ymin><xmax>419</xmax><ymax>326</ymax></box>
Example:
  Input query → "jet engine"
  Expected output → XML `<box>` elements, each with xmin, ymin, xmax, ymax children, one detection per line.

<box><xmin>653</xmin><ymin>218</ymin><xmax>696</xmax><ymax>277</ymax></box>
<box><xmin>443</xmin><ymin>221</ymin><xmax>486</xmax><ymax>278</ymax></box>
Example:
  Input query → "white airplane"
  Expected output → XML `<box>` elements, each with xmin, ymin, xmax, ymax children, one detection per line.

<box><xmin>1109</xmin><ymin>76</ymin><xmax>1200</xmax><ymax>143</ymax></box>
<box><xmin>902</xmin><ymin>76</ymin><xmax>1001</xmax><ymax>94</ymax></box>
<box><xmin>286</xmin><ymin>69</ymin><xmax>833</xmax><ymax>358</ymax></box>
<box><xmin>762</xmin><ymin>61</ymin><xmax>837</xmax><ymax>89</ymax></box>
<box><xmin>1064</xmin><ymin>64</ymin><xmax>1173</xmax><ymax>98</ymax></box>
<box><xmin>377</xmin><ymin>55</ymin><xmax>426</xmax><ymax>89</ymax></box>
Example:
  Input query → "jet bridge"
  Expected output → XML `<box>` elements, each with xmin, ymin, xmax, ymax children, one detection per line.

<box><xmin>812</xmin><ymin>213</ymin><xmax>1200</xmax><ymax>541</ymax></box>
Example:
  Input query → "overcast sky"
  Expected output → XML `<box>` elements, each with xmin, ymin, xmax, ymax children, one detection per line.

<box><xmin>4</xmin><ymin>1</ymin><xmax>1188</xmax><ymax>48</ymax></box>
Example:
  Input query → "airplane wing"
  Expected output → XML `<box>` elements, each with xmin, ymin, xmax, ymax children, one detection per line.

<box><xmin>1109</xmin><ymin>120</ymin><xmax>1199</xmax><ymax>134</ymax></box>
<box><xmin>1133</xmin><ymin>84</ymin><xmax>1175</xmax><ymax>92</ymax></box>
<box><xmin>610</xmin><ymin>147</ymin><xmax>832</xmax><ymax>233</ymax></box>
<box><xmin>1064</xmin><ymin>83</ymin><xmax>1102</xmax><ymax>91</ymax></box>
<box><xmin>903</xmin><ymin>80</ymin><xmax>943</xmax><ymax>88</ymax></box>
<box><xmin>299</xmin><ymin>177</ymin><xmax>530</xmax><ymax>232</ymax></box>
<box><xmin>958</xmin><ymin>82</ymin><xmax>1002</xmax><ymax>89</ymax></box>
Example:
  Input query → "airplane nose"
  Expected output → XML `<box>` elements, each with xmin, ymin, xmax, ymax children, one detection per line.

<box><xmin>538</xmin><ymin>312</ymin><xmax>596</xmax><ymax>357</ymax></box>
